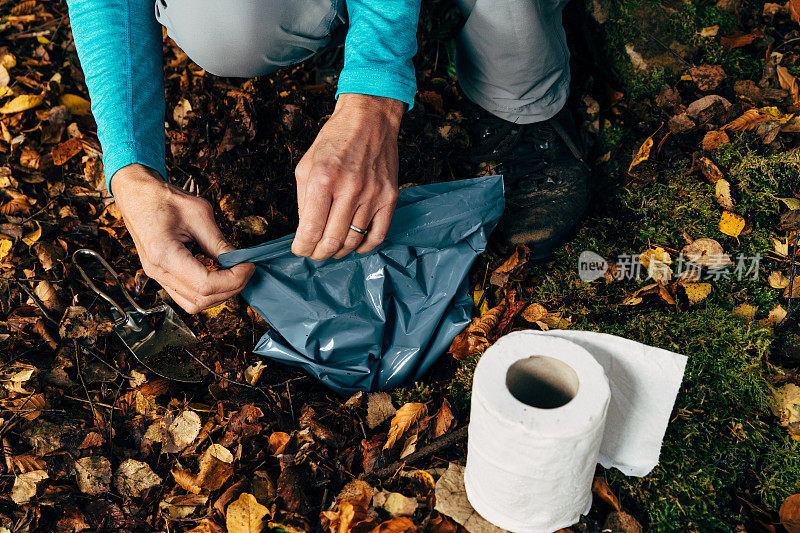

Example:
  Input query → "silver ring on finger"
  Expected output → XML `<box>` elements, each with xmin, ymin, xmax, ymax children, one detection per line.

<box><xmin>349</xmin><ymin>224</ymin><xmax>368</xmax><ymax>235</ymax></box>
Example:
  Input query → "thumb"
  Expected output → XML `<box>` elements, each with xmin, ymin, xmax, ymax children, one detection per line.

<box><xmin>190</xmin><ymin>204</ymin><xmax>256</xmax><ymax>282</ymax></box>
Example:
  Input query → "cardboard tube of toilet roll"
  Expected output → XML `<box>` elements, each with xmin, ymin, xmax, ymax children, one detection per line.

<box><xmin>464</xmin><ymin>332</ymin><xmax>611</xmax><ymax>533</ymax></box>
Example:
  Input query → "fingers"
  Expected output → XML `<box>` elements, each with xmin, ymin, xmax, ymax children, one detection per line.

<box><xmin>310</xmin><ymin>193</ymin><xmax>359</xmax><ymax>261</ymax></box>
<box><xmin>291</xmin><ymin>182</ymin><xmax>332</xmax><ymax>257</ymax></box>
<box><xmin>356</xmin><ymin>203</ymin><xmax>394</xmax><ymax>254</ymax></box>
<box><xmin>333</xmin><ymin>204</ymin><xmax>371</xmax><ymax>259</ymax></box>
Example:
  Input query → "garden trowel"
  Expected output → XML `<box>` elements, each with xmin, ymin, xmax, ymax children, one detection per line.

<box><xmin>72</xmin><ymin>248</ymin><xmax>207</xmax><ymax>383</ymax></box>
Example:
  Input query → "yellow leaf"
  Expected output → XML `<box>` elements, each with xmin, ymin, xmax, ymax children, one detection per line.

<box><xmin>719</xmin><ymin>211</ymin><xmax>745</xmax><ymax>237</ymax></box>
<box><xmin>0</xmin><ymin>54</ymin><xmax>16</xmax><ymax>70</ymax></box>
<box><xmin>521</xmin><ymin>303</ymin><xmax>548</xmax><ymax>323</ymax></box>
<box><xmin>60</xmin><ymin>94</ymin><xmax>91</xmax><ymax>116</ymax></box>
<box><xmin>679</xmin><ymin>281</ymin><xmax>712</xmax><ymax>305</ymax></box>
<box><xmin>36</xmin><ymin>36</ymin><xmax>50</xmax><ymax>45</ymax></box>
<box><xmin>22</xmin><ymin>223</ymin><xmax>41</xmax><ymax>246</ymax></box>
<box><xmin>0</xmin><ymin>239</ymin><xmax>12</xmax><ymax>262</ymax></box>
<box><xmin>777</xmin><ymin>197</ymin><xmax>800</xmax><ymax>210</ymax></box>
<box><xmin>226</xmin><ymin>493</ymin><xmax>269</xmax><ymax>533</ymax></box>
<box><xmin>759</xmin><ymin>105</ymin><xmax>794</xmax><ymax>124</ymax></box>
<box><xmin>0</xmin><ymin>86</ymin><xmax>13</xmax><ymax>99</ymax></box>
<box><xmin>773</xmin><ymin>237</ymin><xmax>789</xmax><ymax>257</ymax></box>
<box><xmin>0</xmin><ymin>94</ymin><xmax>43</xmax><ymax>114</ymax></box>
<box><xmin>472</xmin><ymin>289</ymin><xmax>488</xmax><ymax>316</ymax></box>
<box><xmin>0</xmin><ymin>65</ymin><xmax>8</xmax><ymax>89</ymax></box>
<box><xmin>638</xmin><ymin>246</ymin><xmax>672</xmax><ymax>282</ymax></box>
<box><xmin>384</xmin><ymin>403</ymin><xmax>427</xmax><ymax>450</ymax></box>
<box><xmin>1</xmin><ymin>122</ymin><xmax>11</xmax><ymax>143</ymax></box>
<box><xmin>628</xmin><ymin>136</ymin><xmax>654</xmax><ymax>172</ymax></box>
<box><xmin>732</xmin><ymin>303</ymin><xmax>758</xmax><ymax>319</ymax></box>
<box><xmin>769</xmin><ymin>271</ymin><xmax>791</xmax><ymax>289</ymax></box>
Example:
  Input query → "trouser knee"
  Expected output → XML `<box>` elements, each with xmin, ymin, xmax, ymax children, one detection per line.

<box><xmin>155</xmin><ymin>0</ymin><xmax>344</xmax><ymax>78</ymax></box>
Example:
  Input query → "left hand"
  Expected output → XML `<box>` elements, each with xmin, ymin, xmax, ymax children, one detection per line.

<box><xmin>291</xmin><ymin>93</ymin><xmax>403</xmax><ymax>261</ymax></box>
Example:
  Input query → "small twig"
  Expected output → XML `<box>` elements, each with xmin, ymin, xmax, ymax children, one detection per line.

<box><xmin>367</xmin><ymin>425</ymin><xmax>469</xmax><ymax>480</ymax></box>
<box><xmin>778</xmin><ymin>232</ymin><xmax>800</xmax><ymax>330</ymax></box>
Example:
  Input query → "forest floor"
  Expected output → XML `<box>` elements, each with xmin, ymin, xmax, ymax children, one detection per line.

<box><xmin>2</xmin><ymin>0</ymin><xmax>800</xmax><ymax>531</ymax></box>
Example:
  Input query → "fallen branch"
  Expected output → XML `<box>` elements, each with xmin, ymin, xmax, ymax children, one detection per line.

<box><xmin>367</xmin><ymin>425</ymin><xmax>469</xmax><ymax>480</ymax></box>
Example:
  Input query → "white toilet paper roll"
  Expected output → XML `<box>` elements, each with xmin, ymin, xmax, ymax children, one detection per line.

<box><xmin>464</xmin><ymin>332</ymin><xmax>611</xmax><ymax>533</ymax></box>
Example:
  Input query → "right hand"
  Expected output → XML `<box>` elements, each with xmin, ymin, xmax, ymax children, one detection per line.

<box><xmin>111</xmin><ymin>164</ymin><xmax>255</xmax><ymax>314</ymax></box>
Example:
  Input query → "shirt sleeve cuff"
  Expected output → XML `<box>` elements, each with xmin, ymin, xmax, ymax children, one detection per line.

<box><xmin>336</xmin><ymin>67</ymin><xmax>417</xmax><ymax>111</ymax></box>
<box><xmin>103</xmin><ymin>141</ymin><xmax>167</xmax><ymax>195</ymax></box>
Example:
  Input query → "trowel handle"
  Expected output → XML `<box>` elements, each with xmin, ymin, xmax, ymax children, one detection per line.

<box><xmin>71</xmin><ymin>249</ymin><xmax>150</xmax><ymax>321</ymax></box>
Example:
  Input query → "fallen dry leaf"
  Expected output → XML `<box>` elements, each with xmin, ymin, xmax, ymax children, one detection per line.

<box><xmin>75</xmin><ymin>456</ymin><xmax>112</xmax><ymax>496</ymax></box>
<box><xmin>781</xmin><ymin>494</ymin><xmax>800</xmax><ymax>533</ymax></box>
<box><xmin>60</xmin><ymin>93</ymin><xmax>91</xmax><ymax>115</ymax></box>
<box><xmin>226</xmin><ymin>493</ymin><xmax>269</xmax><ymax>533</ymax></box>
<box><xmin>434</xmin><ymin>398</ymin><xmax>455</xmax><ymax>438</ymax></box>
<box><xmin>732</xmin><ymin>303</ymin><xmax>758</xmax><ymax>319</ymax></box>
<box><xmin>769</xmin><ymin>271</ymin><xmax>791</xmax><ymax>289</ymax></box>
<box><xmin>719</xmin><ymin>211</ymin><xmax>745</xmax><ymax>237</ymax></box>
<box><xmin>698</xmin><ymin>156</ymin><xmax>724</xmax><ymax>183</ymax></box>
<box><xmin>628</xmin><ymin>135</ymin><xmax>654</xmax><ymax>173</ymax></box>
<box><xmin>723</xmin><ymin>109</ymin><xmax>771</xmax><ymax>131</ymax></box>
<box><xmin>385</xmin><ymin>402</ymin><xmax>427</xmax><ymax>450</ymax></box>
<box><xmin>11</xmin><ymin>470</ymin><xmax>48</xmax><ymax>504</ymax></box>
<box><xmin>679</xmin><ymin>281</ymin><xmax>712</xmax><ymax>305</ymax></box>
<box><xmin>114</xmin><ymin>459</ymin><xmax>162</xmax><ymax>498</ymax></box>
<box><xmin>434</xmin><ymin>463</ymin><xmax>506</xmax><ymax>533</ymax></box>
<box><xmin>639</xmin><ymin>247</ymin><xmax>672</xmax><ymax>282</ymax></box>
<box><xmin>0</xmin><ymin>94</ymin><xmax>43</xmax><ymax>114</ymax></box>
<box><xmin>680</xmin><ymin>237</ymin><xmax>731</xmax><ymax>269</ymax></box>
<box><xmin>714</xmin><ymin>179</ymin><xmax>735</xmax><ymax>210</ymax></box>
<box><xmin>592</xmin><ymin>476</ymin><xmax>621</xmax><ymax>511</ymax></box>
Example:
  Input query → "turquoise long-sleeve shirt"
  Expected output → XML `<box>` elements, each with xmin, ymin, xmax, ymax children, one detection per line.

<box><xmin>65</xmin><ymin>0</ymin><xmax>421</xmax><ymax>192</ymax></box>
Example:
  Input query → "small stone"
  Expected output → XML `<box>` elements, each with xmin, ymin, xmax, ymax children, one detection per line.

<box><xmin>604</xmin><ymin>511</ymin><xmax>643</xmax><ymax>533</ymax></box>
<box><xmin>668</xmin><ymin>112</ymin><xmax>695</xmax><ymax>134</ymax></box>
<box><xmin>686</xmin><ymin>95</ymin><xmax>732</xmax><ymax>121</ymax></box>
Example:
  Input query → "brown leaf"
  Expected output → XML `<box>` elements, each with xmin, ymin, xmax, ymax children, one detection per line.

<box><xmin>277</xmin><ymin>464</ymin><xmax>308</xmax><ymax>513</ymax></box>
<box><xmin>226</xmin><ymin>493</ymin><xmax>269</xmax><ymax>533</ymax></box>
<box><xmin>779</xmin><ymin>210</ymin><xmax>800</xmax><ymax>231</ymax></box>
<box><xmin>433</xmin><ymin>399</ymin><xmax>455</xmax><ymax>438</ymax></box>
<box><xmin>370</xmin><ymin>517</ymin><xmax>416</xmax><ymax>533</ymax></box>
<box><xmin>720</xmin><ymin>32</ymin><xmax>760</xmax><ymax>49</ymax></box>
<box><xmin>418</xmin><ymin>91</ymin><xmax>444</xmax><ymax>114</ymax></box>
<box><xmin>268</xmin><ymin>431</ymin><xmax>291</xmax><ymax>455</ymax></box>
<box><xmin>791</xmin><ymin>0</ymin><xmax>800</xmax><ymax>24</ymax></box>
<box><xmin>698</xmin><ymin>156</ymin><xmax>723</xmax><ymax>183</ymax></box>
<box><xmin>489</xmin><ymin>245</ymin><xmax>529</xmax><ymax>286</ymax></box>
<box><xmin>385</xmin><ymin>403</ymin><xmax>427</xmax><ymax>450</ymax></box>
<box><xmin>722</xmin><ymin>109</ymin><xmax>771</xmax><ymax>131</ymax></box>
<box><xmin>628</xmin><ymin>135</ymin><xmax>653</xmax><ymax>173</ymax></box>
<box><xmin>780</xmin><ymin>494</ymin><xmax>800</xmax><ymax>533</ymax></box>
<box><xmin>592</xmin><ymin>476</ymin><xmax>621</xmax><ymax>511</ymax></box>
<box><xmin>52</xmin><ymin>137</ymin><xmax>83</xmax><ymax>166</ymax></box>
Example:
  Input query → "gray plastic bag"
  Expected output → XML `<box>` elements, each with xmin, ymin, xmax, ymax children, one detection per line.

<box><xmin>218</xmin><ymin>175</ymin><xmax>504</xmax><ymax>394</ymax></box>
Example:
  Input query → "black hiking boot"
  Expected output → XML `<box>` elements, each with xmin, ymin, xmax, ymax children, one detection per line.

<box><xmin>467</xmin><ymin>102</ymin><xmax>591</xmax><ymax>260</ymax></box>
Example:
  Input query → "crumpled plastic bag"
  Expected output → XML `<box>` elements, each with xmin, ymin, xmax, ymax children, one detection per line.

<box><xmin>219</xmin><ymin>175</ymin><xmax>505</xmax><ymax>394</ymax></box>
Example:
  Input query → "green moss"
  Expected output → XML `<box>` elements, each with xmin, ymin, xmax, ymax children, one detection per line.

<box><xmin>450</xmin><ymin>132</ymin><xmax>800</xmax><ymax>527</ymax></box>
<box><xmin>392</xmin><ymin>382</ymin><xmax>435</xmax><ymax>406</ymax></box>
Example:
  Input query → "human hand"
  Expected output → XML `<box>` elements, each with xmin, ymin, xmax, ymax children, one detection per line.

<box><xmin>292</xmin><ymin>93</ymin><xmax>403</xmax><ymax>261</ymax></box>
<box><xmin>111</xmin><ymin>164</ymin><xmax>255</xmax><ymax>313</ymax></box>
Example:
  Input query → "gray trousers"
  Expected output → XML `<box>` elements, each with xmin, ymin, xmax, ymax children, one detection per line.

<box><xmin>155</xmin><ymin>0</ymin><xmax>571</xmax><ymax>124</ymax></box>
